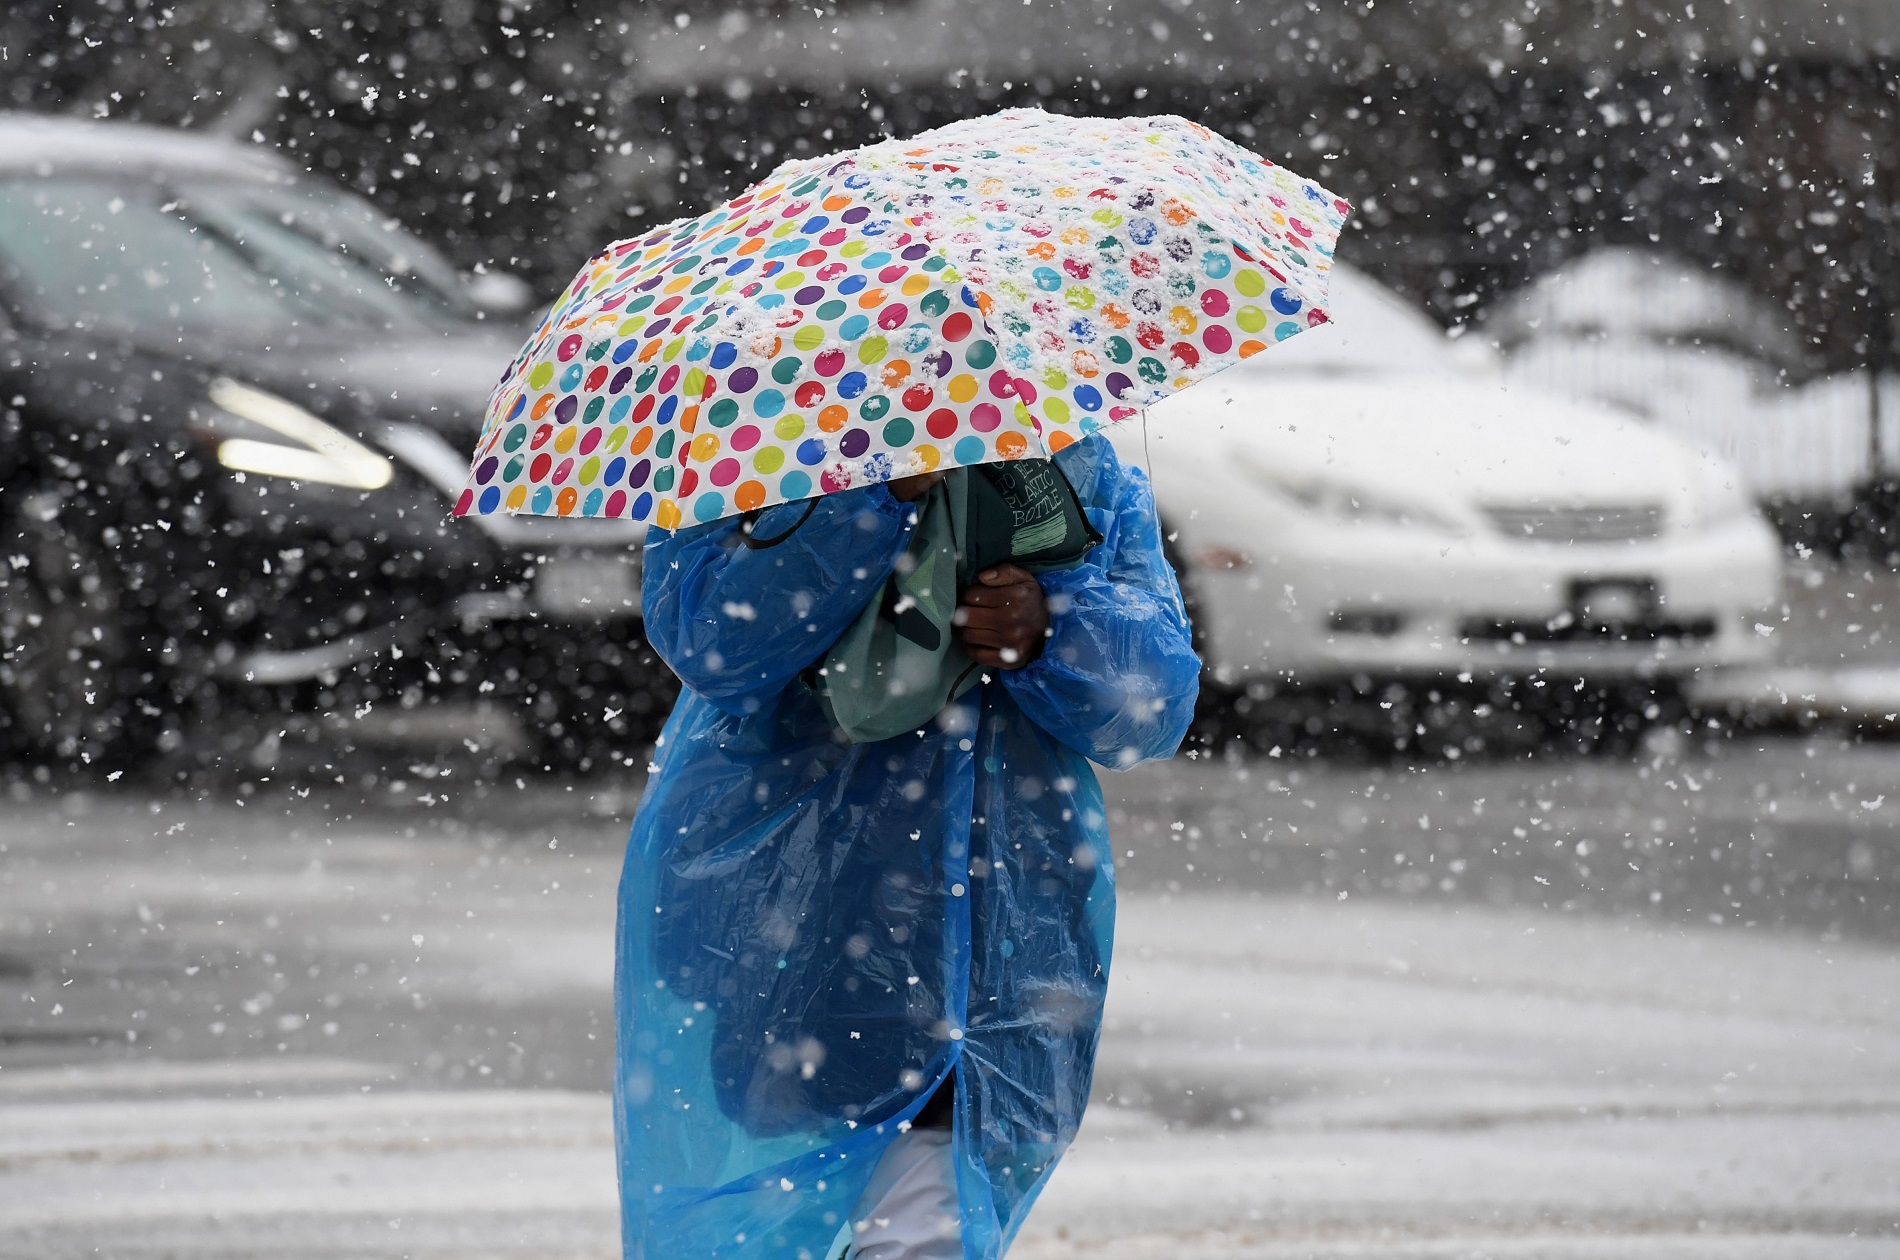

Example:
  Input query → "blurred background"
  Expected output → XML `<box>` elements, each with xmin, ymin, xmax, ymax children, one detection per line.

<box><xmin>1</xmin><ymin>3</ymin><xmax>1898</xmax><ymax>1258</ymax></box>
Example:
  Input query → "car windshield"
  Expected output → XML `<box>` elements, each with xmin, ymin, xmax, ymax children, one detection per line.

<box><xmin>0</xmin><ymin>173</ymin><xmax>473</xmax><ymax>338</ymax></box>
<box><xmin>1237</xmin><ymin>265</ymin><xmax>1460</xmax><ymax>376</ymax></box>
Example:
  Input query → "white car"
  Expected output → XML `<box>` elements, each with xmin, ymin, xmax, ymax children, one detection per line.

<box><xmin>1114</xmin><ymin>267</ymin><xmax>1783</xmax><ymax>689</ymax></box>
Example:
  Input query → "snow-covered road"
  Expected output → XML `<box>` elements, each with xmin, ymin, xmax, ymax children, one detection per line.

<box><xmin>5</xmin><ymin>738</ymin><xmax>1900</xmax><ymax>1257</ymax></box>
<box><xmin>4</xmin><ymin>886</ymin><xmax>1897</xmax><ymax>1257</ymax></box>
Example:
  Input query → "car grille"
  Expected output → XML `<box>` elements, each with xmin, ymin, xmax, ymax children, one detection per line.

<box><xmin>1460</xmin><ymin>616</ymin><xmax>1718</xmax><ymax>644</ymax></box>
<box><xmin>1483</xmin><ymin>503</ymin><xmax>1665</xmax><ymax>543</ymax></box>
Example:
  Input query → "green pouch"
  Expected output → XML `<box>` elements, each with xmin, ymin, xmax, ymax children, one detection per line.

<box><xmin>818</xmin><ymin>459</ymin><xmax>1101</xmax><ymax>743</ymax></box>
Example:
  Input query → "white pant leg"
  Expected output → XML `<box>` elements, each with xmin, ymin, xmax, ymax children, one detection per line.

<box><xmin>848</xmin><ymin>1128</ymin><xmax>962</xmax><ymax>1260</ymax></box>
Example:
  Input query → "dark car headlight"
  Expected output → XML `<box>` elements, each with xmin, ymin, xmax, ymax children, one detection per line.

<box><xmin>198</xmin><ymin>378</ymin><xmax>392</xmax><ymax>491</ymax></box>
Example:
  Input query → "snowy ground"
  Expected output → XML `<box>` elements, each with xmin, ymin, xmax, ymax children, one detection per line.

<box><xmin>4</xmin><ymin>893</ymin><xmax>1897</xmax><ymax>1259</ymax></box>
<box><xmin>3</xmin><ymin>732</ymin><xmax>1898</xmax><ymax>1258</ymax></box>
<box><xmin>1033</xmin><ymin>894</ymin><xmax>1900</xmax><ymax>1259</ymax></box>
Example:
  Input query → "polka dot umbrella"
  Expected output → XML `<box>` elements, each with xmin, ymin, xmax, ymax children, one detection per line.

<box><xmin>453</xmin><ymin>108</ymin><xmax>1351</xmax><ymax>529</ymax></box>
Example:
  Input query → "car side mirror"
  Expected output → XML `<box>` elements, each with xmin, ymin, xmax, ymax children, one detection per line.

<box><xmin>463</xmin><ymin>270</ymin><xmax>536</xmax><ymax>318</ymax></box>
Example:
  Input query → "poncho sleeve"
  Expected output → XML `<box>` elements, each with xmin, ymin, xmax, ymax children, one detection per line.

<box><xmin>641</xmin><ymin>484</ymin><xmax>913</xmax><ymax>715</ymax></box>
<box><xmin>1002</xmin><ymin>438</ymin><xmax>1200</xmax><ymax>769</ymax></box>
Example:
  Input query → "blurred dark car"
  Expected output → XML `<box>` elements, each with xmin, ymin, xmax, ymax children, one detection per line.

<box><xmin>0</xmin><ymin>116</ymin><xmax>666</xmax><ymax>772</ymax></box>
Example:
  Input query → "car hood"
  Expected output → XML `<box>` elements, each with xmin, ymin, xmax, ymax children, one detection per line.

<box><xmin>1138</xmin><ymin>370</ymin><xmax>1732</xmax><ymax>520</ymax></box>
<box><xmin>222</xmin><ymin>324</ymin><xmax>524</xmax><ymax>439</ymax></box>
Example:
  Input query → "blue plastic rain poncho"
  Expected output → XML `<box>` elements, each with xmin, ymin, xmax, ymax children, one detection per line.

<box><xmin>615</xmin><ymin>435</ymin><xmax>1199</xmax><ymax>1260</ymax></box>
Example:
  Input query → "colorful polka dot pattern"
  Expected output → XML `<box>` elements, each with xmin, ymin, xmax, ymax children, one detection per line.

<box><xmin>455</xmin><ymin>108</ymin><xmax>1349</xmax><ymax>528</ymax></box>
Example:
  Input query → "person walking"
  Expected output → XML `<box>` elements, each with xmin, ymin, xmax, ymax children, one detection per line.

<box><xmin>615</xmin><ymin>435</ymin><xmax>1199</xmax><ymax>1260</ymax></box>
<box><xmin>453</xmin><ymin>107</ymin><xmax>1343</xmax><ymax>1260</ymax></box>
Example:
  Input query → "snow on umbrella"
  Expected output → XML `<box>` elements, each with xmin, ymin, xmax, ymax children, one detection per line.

<box><xmin>453</xmin><ymin>108</ymin><xmax>1351</xmax><ymax>529</ymax></box>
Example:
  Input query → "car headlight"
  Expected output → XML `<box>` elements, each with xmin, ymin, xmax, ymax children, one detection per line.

<box><xmin>1271</xmin><ymin>474</ymin><xmax>1470</xmax><ymax>536</ymax></box>
<box><xmin>1229</xmin><ymin>450</ymin><xmax>1469</xmax><ymax>535</ymax></box>
<box><xmin>199</xmin><ymin>378</ymin><xmax>392</xmax><ymax>491</ymax></box>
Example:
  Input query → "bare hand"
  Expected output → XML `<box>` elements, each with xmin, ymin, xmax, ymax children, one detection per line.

<box><xmin>953</xmin><ymin>563</ymin><xmax>1049</xmax><ymax>669</ymax></box>
<box><xmin>887</xmin><ymin>471</ymin><xmax>947</xmax><ymax>503</ymax></box>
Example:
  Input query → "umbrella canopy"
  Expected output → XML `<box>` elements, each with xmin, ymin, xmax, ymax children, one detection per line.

<box><xmin>453</xmin><ymin>109</ymin><xmax>1350</xmax><ymax>529</ymax></box>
